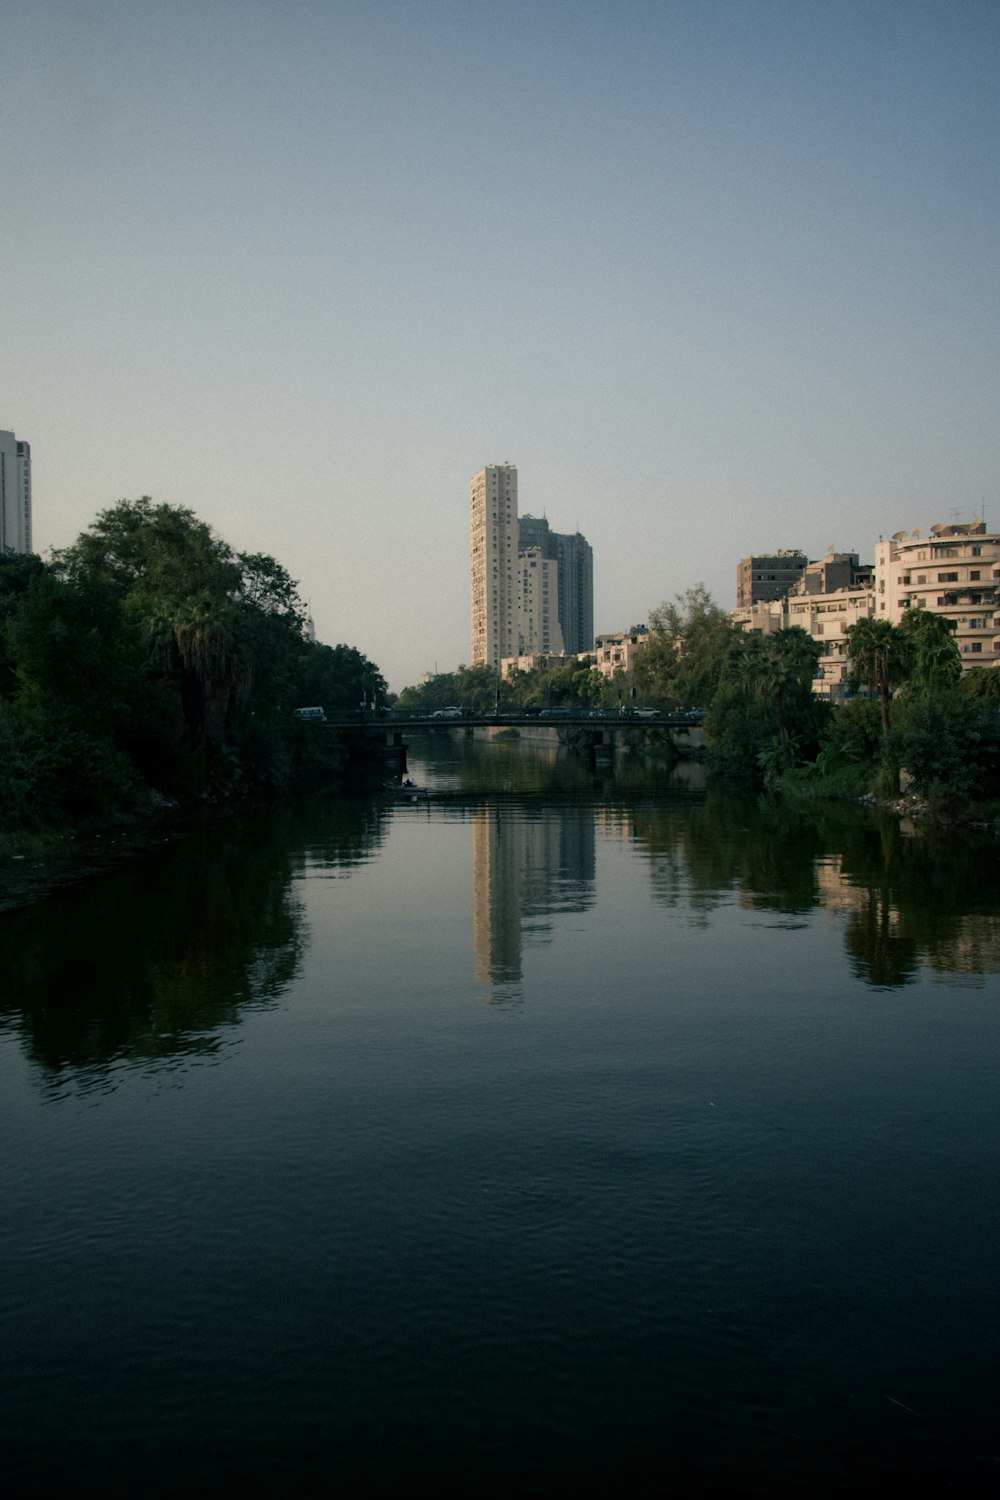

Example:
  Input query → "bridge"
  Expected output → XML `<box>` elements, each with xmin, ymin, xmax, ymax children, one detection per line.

<box><xmin>317</xmin><ymin>708</ymin><xmax>707</xmax><ymax>776</ymax></box>
<box><xmin>323</xmin><ymin>709</ymin><xmax>706</xmax><ymax>731</ymax></box>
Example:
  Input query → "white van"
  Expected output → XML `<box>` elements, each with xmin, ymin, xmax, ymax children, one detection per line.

<box><xmin>294</xmin><ymin>706</ymin><xmax>327</xmax><ymax>722</ymax></box>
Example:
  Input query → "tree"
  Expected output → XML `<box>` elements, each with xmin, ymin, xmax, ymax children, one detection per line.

<box><xmin>962</xmin><ymin>666</ymin><xmax>1000</xmax><ymax>702</ymax></box>
<box><xmin>845</xmin><ymin>616</ymin><xmax>912</xmax><ymax>736</ymax></box>
<box><xmin>58</xmin><ymin>497</ymin><xmax>240</xmax><ymax>607</ymax></box>
<box><xmin>705</xmin><ymin>627</ymin><xmax>825</xmax><ymax>783</ymax></box>
<box><xmin>737</xmin><ymin>628</ymin><xmax>823</xmax><ymax>772</ymax></box>
<box><xmin>898</xmin><ymin>609</ymin><xmax>962</xmax><ymax>695</ymax></box>
<box><xmin>639</xmin><ymin>586</ymin><xmax>739</xmax><ymax>708</ymax></box>
<box><xmin>296</xmin><ymin>642</ymin><xmax>387</xmax><ymax>714</ymax></box>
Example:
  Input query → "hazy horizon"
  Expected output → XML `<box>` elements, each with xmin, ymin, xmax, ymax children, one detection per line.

<box><xmin>5</xmin><ymin>1</ymin><xmax>998</xmax><ymax>690</ymax></box>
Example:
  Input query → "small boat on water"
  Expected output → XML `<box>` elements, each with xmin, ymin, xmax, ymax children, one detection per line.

<box><xmin>384</xmin><ymin>779</ymin><xmax>427</xmax><ymax>800</ymax></box>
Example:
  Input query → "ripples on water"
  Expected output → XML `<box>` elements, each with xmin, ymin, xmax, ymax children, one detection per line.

<box><xmin>1</xmin><ymin>737</ymin><xmax>998</xmax><ymax>1495</ymax></box>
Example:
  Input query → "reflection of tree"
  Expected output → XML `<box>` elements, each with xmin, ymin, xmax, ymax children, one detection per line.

<box><xmin>626</xmin><ymin>787</ymin><xmax>826</xmax><ymax>917</ymax></box>
<box><xmin>1</xmin><ymin>797</ymin><xmax>386</xmax><ymax>1089</ymax></box>
<box><xmin>621</xmin><ymin>781</ymin><xmax>1000</xmax><ymax>992</ymax></box>
<box><xmin>843</xmin><ymin>887</ymin><xmax>920</xmax><ymax>988</ymax></box>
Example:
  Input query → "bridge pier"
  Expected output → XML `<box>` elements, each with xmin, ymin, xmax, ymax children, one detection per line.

<box><xmin>382</xmin><ymin>729</ymin><xmax>408</xmax><ymax>777</ymax></box>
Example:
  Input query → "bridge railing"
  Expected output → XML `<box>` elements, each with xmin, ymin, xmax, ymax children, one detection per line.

<box><xmin>315</xmin><ymin>709</ymin><xmax>707</xmax><ymax>727</ymax></box>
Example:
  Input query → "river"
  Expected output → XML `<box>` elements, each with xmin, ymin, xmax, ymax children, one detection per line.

<box><xmin>2</xmin><ymin>732</ymin><xmax>998</xmax><ymax>1495</ymax></box>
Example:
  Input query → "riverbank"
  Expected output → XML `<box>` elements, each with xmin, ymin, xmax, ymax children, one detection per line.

<box><xmin>0</xmin><ymin>799</ymin><xmax>200</xmax><ymax>914</ymax></box>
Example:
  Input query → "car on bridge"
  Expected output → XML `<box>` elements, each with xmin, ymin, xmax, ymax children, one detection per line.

<box><xmin>431</xmin><ymin>706</ymin><xmax>463</xmax><ymax>719</ymax></box>
<box><xmin>539</xmin><ymin>706</ymin><xmax>573</xmax><ymax>718</ymax></box>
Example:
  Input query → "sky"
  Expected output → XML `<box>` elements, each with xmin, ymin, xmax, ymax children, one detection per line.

<box><xmin>3</xmin><ymin>0</ymin><xmax>998</xmax><ymax>690</ymax></box>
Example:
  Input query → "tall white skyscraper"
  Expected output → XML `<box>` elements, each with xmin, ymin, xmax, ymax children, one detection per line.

<box><xmin>470</xmin><ymin>464</ymin><xmax>518</xmax><ymax>669</ymax></box>
<box><xmin>0</xmin><ymin>429</ymin><xmax>32</xmax><ymax>553</ymax></box>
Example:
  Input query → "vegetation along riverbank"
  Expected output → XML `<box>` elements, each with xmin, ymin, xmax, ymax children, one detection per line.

<box><xmin>5</xmin><ymin>506</ymin><xmax>1000</xmax><ymax>908</ymax></box>
<box><xmin>1</xmin><ymin>499</ymin><xmax>387</xmax><ymax>867</ymax></box>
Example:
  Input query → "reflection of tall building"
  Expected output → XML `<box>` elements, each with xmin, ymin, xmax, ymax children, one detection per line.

<box><xmin>472</xmin><ymin>806</ymin><xmax>595</xmax><ymax>990</ymax></box>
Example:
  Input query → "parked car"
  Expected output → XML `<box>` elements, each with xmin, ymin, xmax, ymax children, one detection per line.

<box><xmin>431</xmin><ymin>706</ymin><xmax>463</xmax><ymax>719</ymax></box>
<box><xmin>539</xmin><ymin>706</ymin><xmax>573</xmax><ymax>718</ymax></box>
<box><xmin>634</xmin><ymin>707</ymin><xmax>660</xmax><ymax>719</ymax></box>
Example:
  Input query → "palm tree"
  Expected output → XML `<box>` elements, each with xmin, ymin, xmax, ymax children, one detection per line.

<box><xmin>172</xmin><ymin>594</ymin><xmax>251</xmax><ymax>753</ymax></box>
<box><xmin>845</xmin><ymin>618</ymin><xmax>913</xmax><ymax>789</ymax></box>
<box><xmin>737</xmin><ymin>628</ymin><xmax>820</xmax><ymax>772</ymax></box>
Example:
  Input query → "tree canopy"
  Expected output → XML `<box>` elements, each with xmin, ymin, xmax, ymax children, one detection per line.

<box><xmin>1</xmin><ymin>501</ymin><xmax>386</xmax><ymax>826</ymax></box>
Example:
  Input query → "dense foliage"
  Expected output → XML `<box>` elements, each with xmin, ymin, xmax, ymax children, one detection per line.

<box><xmin>396</xmin><ymin>658</ymin><xmax>613</xmax><ymax>715</ymax></box>
<box><xmin>1</xmin><ymin>500</ymin><xmax>386</xmax><ymax>833</ymax></box>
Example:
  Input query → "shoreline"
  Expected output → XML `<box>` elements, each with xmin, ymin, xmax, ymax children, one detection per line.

<box><xmin>0</xmin><ymin>802</ymin><xmax>201</xmax><ymax>914</ymax></box>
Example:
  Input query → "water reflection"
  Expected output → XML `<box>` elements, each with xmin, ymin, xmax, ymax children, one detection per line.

<box><xmin>0</xmin><ymin>797</ymin><xmax>386</xmax><ymax>1093</ymax></box>
<box><xmin>621</xmin><ymin>783</ymin><xmax>1000</xmax><ymax>989</ymax></box>
<box><xmin>472</xmin><ymin>804</ymin><xmax>595</xmax><ymax>991</ymax></box>
<box><xmin>4</xmin><ymin>750</ymin><xmax>999</xmax><ymax>1100</ymax></box>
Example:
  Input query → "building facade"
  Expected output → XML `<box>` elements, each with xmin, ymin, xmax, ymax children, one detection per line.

<box><xmin>0</xmin><ymin>429</ymin><xmax>32</xmax><ymax>554</ymax></box>
<box><xmin>593</xmin><ymin>625</ymin><xmax>649</xmax><ymax>680</ymax></box>
<box><xmin>875</xmin><ymin>521</ymin><xmax>1000</xmax><ymax>669</ymax></box>
<box><xmin>797</xmin><ymin>551</ymin><xmax>873</xmax><ymax>595</ymax></box>
<box><xmin>736</xmin><ymin>550</ymin><xmax>807</xmax><ymax>609</ymax></box>
<box><xmin>786</xmin><ymin>585</ymin><xmax>875</xmax><ymax>699</ymax></box>
<box><xmin>732</xmin><ymin>550</ymin><xmax>876</xmax><ymax>700</ymax></box>
<box><xmin>518</xmin><ymin>547</ymin><xmax>565</xmax><ymax>656</ymax></box>
<box><xmin>518</xmin><ymin>513</ymin><xmax>594</xmax><ymax>653</ymax></box>
<box><xmin>470</xmin><ymin>464</ymin><xmax>519</xmax><ymax>670</ymax></box>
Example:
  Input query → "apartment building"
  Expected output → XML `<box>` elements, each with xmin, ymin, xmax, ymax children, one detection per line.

<box><xmin>518</xmin><ymin>547</ymin><xmax>565</xmax><ymax>655</ymax></box>
<box><xmin>736</xmin><ymin>550</ymin><xmax>807</xmax><ymax>609</ymax></box>
<box><xmin>0</xmin><ymin>429</ymin><xmax>32</xmax><ymax>554</ymax></box>
<box><xmin>593</xmin><ymin>625</ymin><xmax>648</xmax><ymax>680</ymax></box>
<box><xmin>875</xmin><ymin>521</ymin><xmax>1000</xmax><ymax>668</ymax></box>
<box><xmin>470</xmin><ymin>464</ymin><xmax>519</xmax><ymax>670</ymax></box>
<box><xmin>732</xmin><ymin>550</ymin><xmax>875</xmax><ymax>699</ymax></box>
<box><xmin>786</xmin><ymin>586</ymin><xmax>875</xmax><ymax>699</ymax></box>
<box><xmin>519</xmin><ymin>514</ymin><xmax>594</xmax><ymax>653</ymax></box>
<box><xmin>798</xmin><ymin>551</ymin><xmax>873</xmax><ymax>595</ymax></box>
<box><xmin>472</xmin><ymin>470</ymin><xmax>594</xmax><ymax>670</ymax></box>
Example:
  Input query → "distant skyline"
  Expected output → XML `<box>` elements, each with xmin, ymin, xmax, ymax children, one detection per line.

<box><xmin>4</xmin><ymin>1</ymin><xmax>998</xmax><ymax>689</ymax></box>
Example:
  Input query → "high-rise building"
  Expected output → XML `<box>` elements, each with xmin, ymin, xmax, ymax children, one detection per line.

<box><xmin>552</xmin><ymin>528</ymin><xmax>594</xmax><ymax>653</ymax></box>
<box><xmin>518</xmin><ymin>547</ymin><xmax>564</xmax><ymax>655</ymax></box>
<box><xmin>0</xmin><ymin>429</ymin><xmax>32</xmax><ymax>554</ymax></box>
<box><xmin>518</xmin><ymin>513</ymin><xmax>594</xmax><ymax>653</ymax></box>
<box><xmin>470</xmin><ymin>464</ymin><xmax>519</xmax><ymax>669</ymax></box>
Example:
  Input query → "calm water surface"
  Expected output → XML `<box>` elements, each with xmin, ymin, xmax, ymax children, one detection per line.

<box><xmin>2</xmin><ymin>734</ymin><xmax>999</xmax><ymax>1496</ymax></box>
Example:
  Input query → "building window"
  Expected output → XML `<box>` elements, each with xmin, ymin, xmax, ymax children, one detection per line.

<box><xmin>938</xmin><ymin>573</ymin><xmax>959</xmax><ymax>583</ymax></box>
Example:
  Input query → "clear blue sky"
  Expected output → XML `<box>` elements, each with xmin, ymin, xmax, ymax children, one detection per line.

<box><xmin>4</xmin><ymin>0</ymin><xmax>998</xmax><ymax>689</ymax></box>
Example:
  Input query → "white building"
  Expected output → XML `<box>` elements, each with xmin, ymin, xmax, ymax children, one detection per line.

<box><xmin>470</xmin><ymin>464</ymin><xmax>519</xmax><ymax>670</ymax></box>
<box><xmin>518</xmin><ymin>547</ymin><xmax>564</xmax><ymax>656</ymax></box>
<box><xmin>593</xmin><ymin>625</ymin><xmax>648</xmax><ymax>680</ymax></box>
<box><xmin>786</xmin><ymin>586</ymin><xmax>875</xmax><ymax>699</ymax></box>
<box><xmin>0</xmin><ymin>429</ymin><xmax>32</xmax><ymax>553</ymax></box>
<box><xmin>875</xmin><ymin>521</ymin><xmax>1000</xmax><ymax>670</ymax></box>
